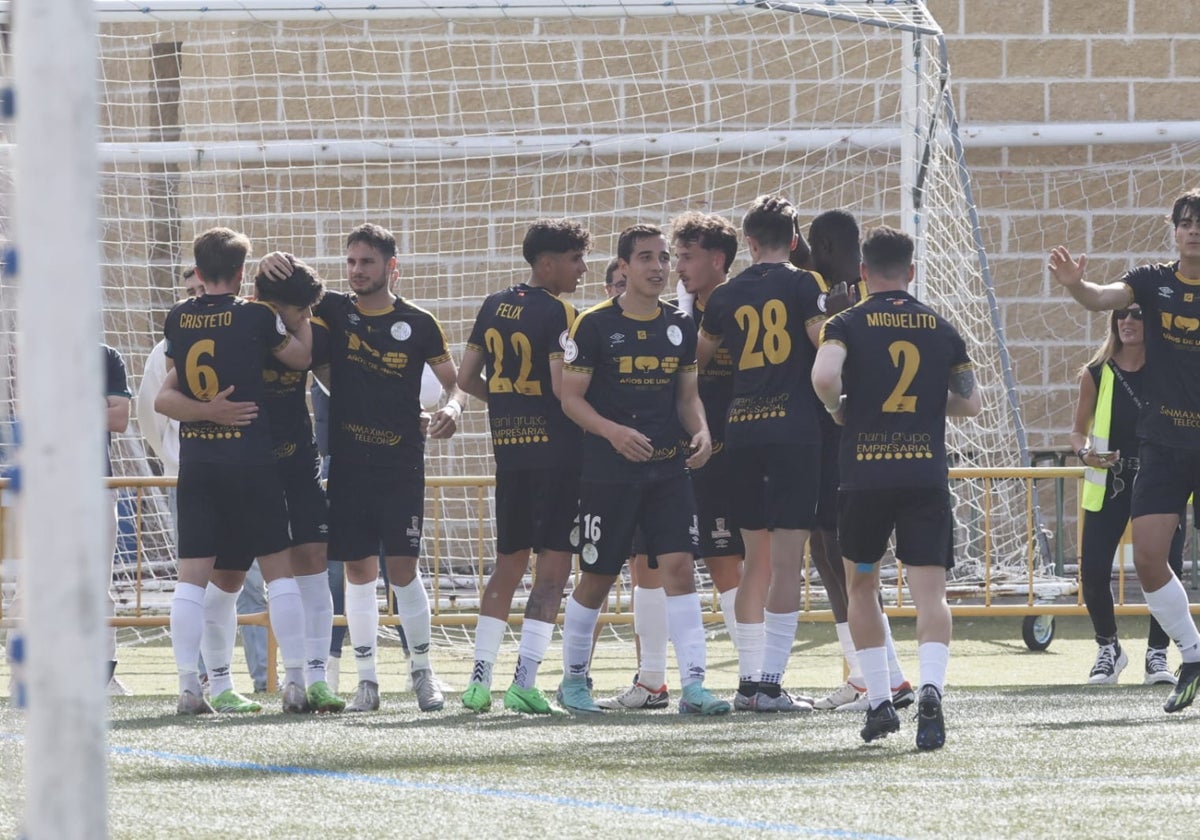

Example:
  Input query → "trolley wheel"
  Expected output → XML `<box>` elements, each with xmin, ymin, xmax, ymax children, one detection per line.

<box><xmin>1022</xmin><ymin>615</ymin><xmax>1055</xmax><ymax>651</ymax></box>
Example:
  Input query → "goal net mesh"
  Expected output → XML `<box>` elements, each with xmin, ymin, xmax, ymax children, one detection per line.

<box><xmin>0</xmin><ymin>1</ymin><xmax>1056</xmax><ymax>650</ymax></box>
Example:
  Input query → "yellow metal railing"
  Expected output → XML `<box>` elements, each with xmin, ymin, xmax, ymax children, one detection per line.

<box><xmin>2</xmin><ymin>468</ymin><xmax>1195</xmax><ymax>628</ymax></box>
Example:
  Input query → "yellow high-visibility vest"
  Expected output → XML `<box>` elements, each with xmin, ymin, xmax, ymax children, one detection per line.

<box><xmin>1082</xmin><ymin>363</ymin><xmax>1113</xmax><ymax>513</ymax></box>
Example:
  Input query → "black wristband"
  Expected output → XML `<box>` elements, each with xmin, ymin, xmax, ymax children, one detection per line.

<box><xmin>1077</xmin><ymin>447</ymin><xmax>1090</xmax><ymax>461</ymax></box>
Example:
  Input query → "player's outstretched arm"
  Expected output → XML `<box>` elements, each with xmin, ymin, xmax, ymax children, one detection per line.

<box><xmin>154</xmin><ymin>367</ymin><xmax>259</xmax><ymax>426</ymax></box>
<box><xmin>1047</xmin><ymin>246</ymin><xmax>1133</xmax><ymax>311</ymax></box>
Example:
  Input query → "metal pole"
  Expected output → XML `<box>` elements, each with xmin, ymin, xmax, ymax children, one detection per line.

<box><xmin>12</xmin><ymin>0</ymin><xmax>108</xmax><ymax>836</ymax></box>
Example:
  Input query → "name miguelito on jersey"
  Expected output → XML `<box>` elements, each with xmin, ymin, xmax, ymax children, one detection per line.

<box><xmin>865</xmin><ymin>311</ymin><xmax>937</xmax><ymax>330</ymax></box>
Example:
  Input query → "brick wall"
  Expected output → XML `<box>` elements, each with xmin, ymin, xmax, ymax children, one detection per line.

<box><xmin>928</xmin><ymin>0</ymin><xmax>1200</xmax><ymax>452</ymax></box>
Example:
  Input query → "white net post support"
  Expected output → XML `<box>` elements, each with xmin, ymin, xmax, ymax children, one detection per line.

<box><xmin>10</xmin><ymin>0</ymin><xmax>109</xmax><ymax>836</ymax></box>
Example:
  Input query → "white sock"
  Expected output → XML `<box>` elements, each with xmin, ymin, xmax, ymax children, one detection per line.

<box><xmin>760</xmin><ymin>609</ymin><xmax>799</xmax><ymax>686</ymax></box>
<box><xmin>562</xmin><ymin>596</ymin><xmax>600</xmax><ymax>678</ymax></box>
<box><xmin>294</xmin><ymin>572</ymin><xmax>333</xmax><ymax>687</ymax></box>
<box><xmin>858</xmin><ymin>645</ymin><xmax>890</xmax><ymax>707</ymax></box>
<box><xmin>344</xmin><ymin>580</ymin><xmax>379</xmax><ymax>684</ymax></box>
<box><xmin>1145</xmin><ymin>576</ymin><xmax>1200</xmax><ymax>661</ymax></box>
<box><xmin>634</xmin><ymin>586</ymin><xmax>669</xmax><ymax>687</ymax></box>
<box><xmin>835</xmin><ymin>621</ymin><xmax>863</xmax><ymax>685</ymax></box>
<box><xmin>918</xmin><ymin>641</ymin><xmax>950</xmax><ymax>694</ymax></box>
<box><xmin>736</xmin><ymin>621</ymin><xmax>765</xmax><ymax>684</ymax></box>
<box><xmin>326</xmin><ymin>654</ymin><xmax>341</xmax><ymax>695</ymax></box>
<box><xmin>666</xmin><ymin>592</ymin><xmax>707</xmax><ymax>688</ymax></box>
<box><xmin>881</xmin><ymin>611</ymin><xmax>908</xmax><ymax>686</ymax></box>
<box><xmin>267</xmin><ymin>577</ymin><xmax>307</xmax><ymax>686</ymax></box>
<box><xmin>472</xmin><ymin>615</ymin><xmax>508</xmax><ymax>687</ymax></box>
<box><xmin>170</xmin><ymin>582</ymin><xmax>205</xmax><ymax>695</ymax></box>
<box><xmin>514</xmin><ymin>618</ymin><xmax>555</xmax><ymax>689</ymax></box>
<box><xmin>718</xmin><ymin>587</ymin><xmax>739</xmax><ymax>647</ymax></box>
<box><xmin>200</xmin><ymin>583</ymin><xmax>240</xmax><ymax>697</ymax></box>
<box><xmin>392</xmin><ymin>575</ymin><xmax>434</xmax><ymax>671</ymax></box>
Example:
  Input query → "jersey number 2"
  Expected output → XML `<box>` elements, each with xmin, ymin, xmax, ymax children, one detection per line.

<box><xmin>883</xmin><ymin>340</ymin><xmax>919</xmax><ymax>413</ymax></box>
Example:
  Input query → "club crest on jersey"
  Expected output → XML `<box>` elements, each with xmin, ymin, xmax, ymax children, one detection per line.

<box><xmin>391</xmin><ymin>321</ymin><xmax>412</xmax><ymax>341</ymax></box>
<box><xmin>667</xmin><ymin>325</ymin><xmax>683</xmax><ymax>346</ymax></box>
<box><xmin>581</xmin><ymin>544</ymin><xmax>599</xmax><ymax>565</ymax></box>
<box><xmin>563</xmin><ymin>336</ymin><xmax>579</xmax><ymax>364</ymax></box>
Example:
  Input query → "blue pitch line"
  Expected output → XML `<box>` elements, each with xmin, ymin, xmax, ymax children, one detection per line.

<box><xmin>109</xmin><ymin>744</ymin><xmax>905</xmax><ymax>840</ymax></box>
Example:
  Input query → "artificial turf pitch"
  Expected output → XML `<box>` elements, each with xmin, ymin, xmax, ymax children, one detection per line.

<box><xmin>3</xmin><ymin>616</ymin><xmax>1199</xmax><ymax>839</ymax></box>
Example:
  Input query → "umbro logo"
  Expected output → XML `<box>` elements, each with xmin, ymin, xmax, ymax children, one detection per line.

<box><xmin>609</xmin><ymin>332</ymin><xmax>625</xmax><ymax>344</ymax></box>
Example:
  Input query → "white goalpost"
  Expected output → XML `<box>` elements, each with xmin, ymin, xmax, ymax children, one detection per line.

<box><xmin>7</xmin><ymin>0</ymin><xmax>109</xmax><ymax>836</ymax></box>
<box><xmin>0</xmin><ymin>0</ymin><xmax>1043</xmax><ymax>656</ymax></box>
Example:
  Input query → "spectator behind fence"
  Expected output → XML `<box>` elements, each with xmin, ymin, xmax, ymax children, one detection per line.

<box><xmin>1069</xmin><ymin>303</ymin><xmax>1184</xmax><ymax>686</ymax></box>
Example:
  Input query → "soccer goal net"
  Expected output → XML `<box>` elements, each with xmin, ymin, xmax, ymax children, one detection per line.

<box><xmin>0</xmin><ymin>0</ymin><xmax>1049</xmax><ymax>649</ymax></box>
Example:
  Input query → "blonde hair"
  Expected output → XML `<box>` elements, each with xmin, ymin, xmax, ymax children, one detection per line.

<box><xmin>1079</xmin><ymin>307</ymin><xmax>1137</xmax><ymax>374</ymax></box>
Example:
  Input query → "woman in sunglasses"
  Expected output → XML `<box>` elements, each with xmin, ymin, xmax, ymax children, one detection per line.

<box><xmin>1070</xmin><ymin>303</ymin><xmax>1184</xmax><ymax>686</ymax></box>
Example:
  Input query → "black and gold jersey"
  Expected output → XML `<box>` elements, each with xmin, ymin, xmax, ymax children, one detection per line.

<box><xmin>669</xmin><ymin>296</ymin><xmax>734</xmax><ymax>451</ymax></box>
<box><xmin>259</xmin><ymin>317</ymin><xmax>328</xmax><ymax>459</ymax></box>
<box><xmin>1126</xmin><ymin>262</ymin><xmax>1200</xmax><ymax>450</ymax></box>
<box><xmin>699</xmin><ymin>262</ymin><xmax>828</xmax><ymax>448</ymax></box>
<box><xmin>313</xmin><ymin>290</ymin><xmax>452</xmax><ymax>464</ymax></box>
<box><xmin>164</xmin><ymin>293</ymin><xmax>289</xmax><ymax>466</ymax></box>
<box><xmin>564</xmin><ymin>297</ymin><xmax>697</xmax><ymax>482</ymax></box>
<box><xmin>465</xmin><ymin>283</ymin><xmax>581</xmax><ymax>471</ymax></box>
<box><xmin>820</xmin><ymin>290</ymin><xmax>971</xmax><ymax>490</ymax></box>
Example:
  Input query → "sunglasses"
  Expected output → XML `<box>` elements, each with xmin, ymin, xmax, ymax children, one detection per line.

<box><xmin>1109</xmin><ymin>458</ymin><xmax>1132</xmax><ymax>500</ymax></box>
<box><xmin>1114</xmin><ymin>309</ymin><xmax>1143</xmax><ymax>321</ymax></box>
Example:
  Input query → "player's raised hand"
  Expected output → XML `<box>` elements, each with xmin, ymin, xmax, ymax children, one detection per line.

<box><xmin>685</xmin><ymin>428</ymin><xmax>711</xmax><ymax>470</ymax></box>
<box><xmin>608</xmin><ymin>425</ymin><xmax>654</xmax><ymax>462</ymax></box>
<box><xmin>825</xmin><ymin>280</ymin><xmax>852</xmax><ymax>316</ymax></box>
<box><xmin>205</xmin><ymin>386</ymin><xmax>258</xmax><ymax>426</ymax></box>
<box><xmin>257</xmin><ymin>251</ymin><xmax>294</xmax><ymax>281</ymax></box>
<box><xmin>1048</xmin><ymin>246</ymin><xmax>1087</xmax><ymax>289</ymax></box>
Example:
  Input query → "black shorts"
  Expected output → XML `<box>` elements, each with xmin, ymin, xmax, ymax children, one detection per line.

<box><xmin>692</xmin><ymin>450</ymin><xmax>745</xmax><ymax>558</ymax></box>
<box><xmin>837</xmin><ymin>486</ymin><xmax>953</xmax><ymax>569</ymax></box>
<box><xmin>494</xmin><ymin>467</ymin><xmax>580</xmax><ymax>555</ymax></box>
<box><xmin>326</xmin><ymin>456</ymin><xmax>424</xmax><ymax>563</ymax></box>
<box><xmin>176</xmin><ymin>460</ymin><xmax>291</xmax><ymax>562</ymax></box>
<box><xmin>727</xmin><ymin>443</ymin><xmax>820</xmax><ymax>531</ymax></box>
<box><xmin>577</xmin><ymin>472</ymin><xmax>699</xmax><ymax>577</ymax></box>
<box><xmin>1131</xmin><ymin>442</ymin><xmax>1200</xmax><ymax>522</ymax></box>
<box><xmin>214</xmin><ymin>445</ymin><xmax>328</xmax><ymax>572</ymax></box>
